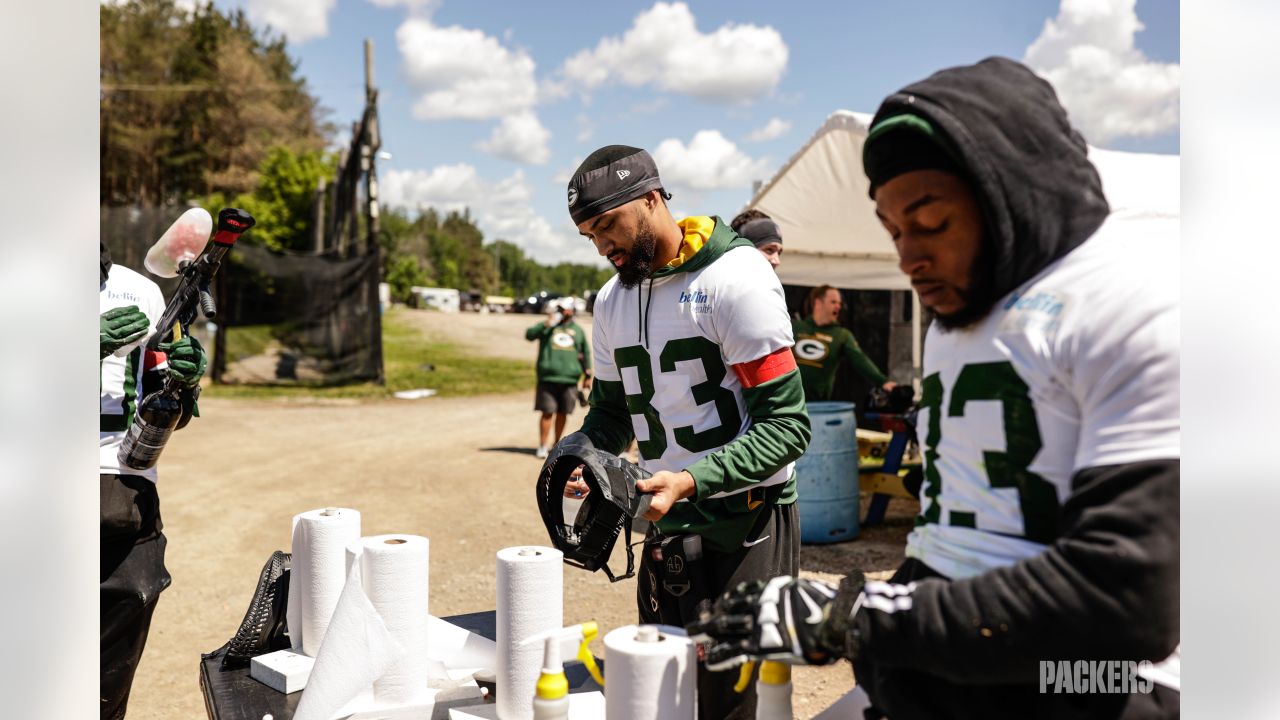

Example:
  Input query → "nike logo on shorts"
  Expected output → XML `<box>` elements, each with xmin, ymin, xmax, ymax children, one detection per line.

<box><xmin>742</xmin><ymin>534</ymin><xmax>771</xmax><ymax>548</ymax></box>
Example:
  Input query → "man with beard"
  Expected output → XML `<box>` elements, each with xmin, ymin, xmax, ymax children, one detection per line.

<box><xmin>686</xmin><ymin>58</ymin><xmax>1179</xmax><ymax>719</ymax></box>
<box><xmin>558</xmin><ymin>145</ymin><xmax>810</xmax><ymax>719</ymax></box>
<box><xmin>100</xmin><ymin>242</ymin><xmax>207</xmax><ymax>719</ymax></box>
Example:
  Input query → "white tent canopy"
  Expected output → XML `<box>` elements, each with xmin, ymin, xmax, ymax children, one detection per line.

<box><xmin>744</xmin><ymin>109</ymin><xmax>1180</xmax><ymax>387</ymax></box>
<box><xmin>744</xmin><ymin>110</ymin><xmax>1181</xmax><ymax>291</ymax></box>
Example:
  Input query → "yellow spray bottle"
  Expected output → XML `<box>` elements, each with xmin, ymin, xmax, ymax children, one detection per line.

<box><xmin>531</xmin><ymin>622</ymin><xmax>604</xmax><ymax>720</ymax></box>
<box><xmin>755</xmin><ymin>660</ymin><xmax>793</xmax><ymax>720</ymax></box>
<box><xmin>733</xmin><ymin>659</ymin><xmax>793</xmax><ymax>720</ymax></box>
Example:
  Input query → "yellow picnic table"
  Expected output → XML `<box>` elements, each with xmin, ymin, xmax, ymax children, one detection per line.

<box><xmin>856</xmin><ymin>416</ymin><xmax>922</xmax><ymax>526</ymax></box>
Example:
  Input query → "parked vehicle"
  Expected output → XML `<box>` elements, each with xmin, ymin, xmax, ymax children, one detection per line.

<box><xmin>516</xmin><ymin>291</ymin><xmax>563</xmax><ymax>314</ymax></box>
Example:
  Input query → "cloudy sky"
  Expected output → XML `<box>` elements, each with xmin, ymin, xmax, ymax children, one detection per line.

<box><xmin>195</xmin><ymin>0</ymin><xmax>1179</xmax><ymax>265</ymax></box>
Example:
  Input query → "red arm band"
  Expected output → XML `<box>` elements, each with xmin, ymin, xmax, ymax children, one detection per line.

<box><xmin>731</xmin><ymin>346</ymin><xmax>797</xmax><ymax>389</ymax></box>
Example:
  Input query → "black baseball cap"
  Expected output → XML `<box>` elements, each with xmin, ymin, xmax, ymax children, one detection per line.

<box><xmin>567</xmin><ymin>145</ymin><xmax>671</xmax><ymax>226</ymax></box>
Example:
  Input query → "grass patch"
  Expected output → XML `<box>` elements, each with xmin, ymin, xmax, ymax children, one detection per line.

<box><xmin>205</xmin><ymin>308</ymin><xmax>533</xmax><ymax>400</ymax></box>
<box><xmin>224</xmin><ymin>324</ymin><xmax>275</xmax><ymax>362</ymax></box>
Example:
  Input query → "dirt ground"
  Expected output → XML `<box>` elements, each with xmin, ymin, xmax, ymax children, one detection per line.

<box><xmin>128</xmin><ymin>309</ymin><xmax>918</xmax><ymax>719</ymax></box>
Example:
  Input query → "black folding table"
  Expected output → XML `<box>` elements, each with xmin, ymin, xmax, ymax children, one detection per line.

<box><xmin>199</xmin><ymin>610</ymin><xmax>603</xmax><ymax>720</ymax></box>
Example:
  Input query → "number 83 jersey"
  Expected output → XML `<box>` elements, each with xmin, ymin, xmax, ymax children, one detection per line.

<box><xmin>590</xmin><ymin>218</ymin><xmax>797</xmax><ymax>500</ymax></box>
<box><xmin>909</xmin><ymin>217</ymin><xmax>1180</xmax><ymax>579</ymax></box>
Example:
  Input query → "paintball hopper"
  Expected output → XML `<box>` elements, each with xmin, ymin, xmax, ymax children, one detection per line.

<box><xmin>536</xmin><ymin>432</ymin><xmax>653</xmax><ymax>582</ymax></box>
<box><xmin>145</xmin><ymin>207</ymin><xmax>214</xmax><ymax>278</ymax></box>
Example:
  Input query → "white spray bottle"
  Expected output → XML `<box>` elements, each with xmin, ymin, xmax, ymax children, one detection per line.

<box><xmin>755</xmin><ymin>660</ymin><xmax>794</xmax><ymax>720</ymax></box>
<box><xmin>733</xmin><ymin>658</ymin><xmax>794</xmax><ymax>720</ymax></box>
<box><xmin>529</xmin><ymin>622</ymin><xmax>604</xmax><ymax>720</ymax></box>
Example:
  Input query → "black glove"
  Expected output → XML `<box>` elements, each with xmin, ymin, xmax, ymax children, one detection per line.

<box><xmin>686</xmin><ymin>575</ymin><xmax>851</xmax><ymax>670</ymax></box>
<box><xmin>100</xmin><ymin>305</ymin><xmax>150</xmax><ymax>359</ymax></box>
<box><xmin>162</xmin><ymin>336</ymin><xmax>208</xmax><ymax>388</ymax></box>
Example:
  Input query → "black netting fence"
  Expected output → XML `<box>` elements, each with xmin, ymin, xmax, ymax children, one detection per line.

<box><xmin>101</xmin><ymin>205</ymin><xmax>382</xmax><ymax>386</ymax></box>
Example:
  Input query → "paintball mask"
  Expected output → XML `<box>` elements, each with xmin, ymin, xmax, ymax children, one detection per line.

<box><xmin>536</xmin><ymin>433</ymin><xmax>653</xmax><ymax>582</ymax></box>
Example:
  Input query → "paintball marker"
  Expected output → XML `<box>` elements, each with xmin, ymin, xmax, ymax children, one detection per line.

<box><xmin>118</xmin><ymin>208</ymin><xmax>255</xmax><ymax>470</ymax></box>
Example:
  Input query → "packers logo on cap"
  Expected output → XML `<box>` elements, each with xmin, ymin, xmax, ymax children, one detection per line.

<box><xmin>567</xmin><ymin>186</ymin><xmax>579</xmax><ymax>208</ymax></box>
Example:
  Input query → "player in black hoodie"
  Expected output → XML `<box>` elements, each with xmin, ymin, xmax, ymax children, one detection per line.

<box><xmin>687</xmin><ymin>57</ymin><xmax>1179</xmax><ymax>720</ymax></box>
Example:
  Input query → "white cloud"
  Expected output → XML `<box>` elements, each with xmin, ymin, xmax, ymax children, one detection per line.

<box><xmin>397</xmin><ymin>17</ymin><xmax>538</xmax><ymax>120</ymax></box>
<box><xmin>653</xmin><ymin>130</ymin><xmax>769</xmax><ymax>191</ymax></box>
<box><xmin>538</xmin><ymin>77</ymin><xmax>574</xmax><ymax>103</ymax></box>
<box><xmin>552</xmin><ymin>156</ymin><xmax>584</xmax><ymax>187</ymax></box>
<box><xmin>746</xmin><ymin>117</ymin><xmax>791</xmax><ymax>143</ymax></box>
<box><xmin>246</xmin><ymin>0</ymin><xmax>336</xmax><ymax>44</ymax></box>
<box><xmin>382</xmin><ymin>165</ymin><xmax>599</xmax><ymax>265</ymax></box>
<box><xmin>102</xmin><ymin>0</ymin><xmax>200</xmax><ymax>10</ymax></box>
<box><xmin>575</xmin><ymin>114</ymin><xmax>593</xmax><ymax>143</ymax></box>
<box><xmin>560</xmin><ymin>2</ymin><xmax>788</xmax><ymax>102</ymax></box>
<box><xmin>477</xmin><ymin>112</ymin><xmax>551</xmax><ymax>164</ymax></box>
<box><xmin>1024</xmin><ymin>0</ymin><xmax>1179</xmax><ymax>144</ymax></box>
<box><xmin>630</xmin><ymin>98</ymin><xmax>670</xmax><ymax>115</ymax></box>
<box><xmin>367</xmin><ymin>0</ymin><xmax>438</xmax><ymax>12</ymax></box>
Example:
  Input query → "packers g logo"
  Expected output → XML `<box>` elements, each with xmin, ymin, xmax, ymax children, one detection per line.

<box><xmin>567</xmin><ymin>186</ymin><xmax>579</xmax><ymax>207</ymax></box>
<box><xmin>794</xmin><ymin>338</ymin><xmax>829</xmax><ymax>362</ymax></box>
<box><xmin>552</xmin><ymin>331</ymin><xmax>575</xmax><ymax>349</ymax></box>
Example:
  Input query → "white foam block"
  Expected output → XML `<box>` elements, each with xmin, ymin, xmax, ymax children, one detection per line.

<box><xmin>448</xmin><ymin>703</ymin><xmax>499</xmax><ymax>720</ymax></box>
<box><xmin>250</xmin><ymin>649</ymin><xmax>316</xmax><ymax>694</ymax></box>
<box><xmin>448</xmin><ymin>692</ymin><xmax>604</xmax><ymax>720</ymax></box>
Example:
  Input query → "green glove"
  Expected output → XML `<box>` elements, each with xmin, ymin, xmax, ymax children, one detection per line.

<box><xmin>100</xmin><ymin>305</ymin><xmax>151</xmax><ymax>360</ymax></box>
<box><xmin>162</xmin><ymin>336</ymin><xmax>208</xmax><ymax>388</ymax></box>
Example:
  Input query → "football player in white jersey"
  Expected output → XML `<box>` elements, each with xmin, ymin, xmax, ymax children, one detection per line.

<box><xmin>100</xmin><ymin>241</ymin><xmax>207</xmax><ymax>719</ymax></box>
<box><xmin>556</xmin><ymin>145</ymin><xmax>811</xmax><ymax>719</ymax></box>
<box><xmin>687</xmin><ymin>57</ymin><xmax>1179</xmax><ymax>720</ymax></box>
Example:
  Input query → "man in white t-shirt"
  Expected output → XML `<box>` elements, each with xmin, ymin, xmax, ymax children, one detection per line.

<box><xmin>100</xmin><ymin>242</ymin><xmax>207</xmax><ymax>720</ymax></box>
<box><xmin>559</xmin><ymin>145</ymin><xmax>811</xmax><ymax>719</ymax></box>
<box><xmin>688</xmin><ymin>58</ymin><xmax>1179</xmax><ymax>720</ymax></box>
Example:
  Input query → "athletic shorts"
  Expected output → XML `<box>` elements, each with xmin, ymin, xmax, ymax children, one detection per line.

<box><xmin>534</xmin><ymin>381</ymin><xmax>577</xmax><ymax>414</ymax></box>
<box><xmin>637</xmin><ymin>501</ymin><xmax>800</xmax><ymax>720</ymax></box>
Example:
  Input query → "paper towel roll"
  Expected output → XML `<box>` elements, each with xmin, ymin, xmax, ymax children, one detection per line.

<box><xmin>360</xmin><ymin>534</ymin><xmax>430</xmax><ymax>705</ymax></box>
<box><xmin>603</xmin><ymin>625</ymin><xmax>696</xmax><ymax>720</ymax></box>
<box><xmin>287</xmin><ymin>507</ymin><xmax>362</xmax><ymax>657</ymax></box>
<box><xmin>495</xmin><ymin>546</ymin><xmax>563</xmax><ymax>720</ymax></box>
<box><xmin>293</xmin><ymin>559</ymin><xmax>399</xmax><ymax>720</ymax></box>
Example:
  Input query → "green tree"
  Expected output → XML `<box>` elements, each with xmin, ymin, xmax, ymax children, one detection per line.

<box><xmin>376</xmin><ymin>204</ymin><xmax>612</xmax><ymax>302</ymax></box>
<box><xmin>101</xmin><ymin>0</ymin><xmax>328</xmax><ymax>206</ymax></box>
<box><xmin>198</xmin><ymin>147</ymin><xmax>334</xmax><ymax>252</ymax></box>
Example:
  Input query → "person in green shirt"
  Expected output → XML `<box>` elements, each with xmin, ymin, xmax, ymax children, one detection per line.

<box><xmin>792</xmin><ymin>285</ymin><xmax>897</xmax><ymax>401</ymax></box>
<box><xmin>526</xmin><ymin>297</ymin><xmax>592</xmax><ymax>458</ymax></box>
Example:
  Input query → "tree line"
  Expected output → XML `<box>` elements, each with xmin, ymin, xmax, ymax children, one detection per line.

<box><xmin>101</xmin><ymin>0</ymin><xmax>611</xmax><ymax>302</ymax></box>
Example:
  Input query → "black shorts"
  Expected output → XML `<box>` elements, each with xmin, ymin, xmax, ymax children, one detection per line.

<box><xmin>534</xmin><ymin>381</ymin><xmax>577</xmax><ymax>414</ymax></box>
<box><xmin>638</xmin><ymin>501</ymin><xmax>800</xmax><ymax>720</ymax></box>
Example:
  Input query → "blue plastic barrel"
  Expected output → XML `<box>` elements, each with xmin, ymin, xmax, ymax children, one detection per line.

<box><xmin>795</xmin><ymin>401</ymin><xmax>860</xmax><ymax>543</ymax></box>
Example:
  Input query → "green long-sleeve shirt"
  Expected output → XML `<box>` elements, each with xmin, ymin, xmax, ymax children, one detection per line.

<box><xmin>576</xmin><ymin>217</ymin><xmax>811</xmax><ymax>553</ymax></box>
<box><xmin>791</xmin><ymin>317</ymin><xmax>887</xmax><ymax>401</ymax></box>
<box><xmin>526</xmin><ymin>318</ymin><xmax>591</xmax><ymax>384</ymax></box>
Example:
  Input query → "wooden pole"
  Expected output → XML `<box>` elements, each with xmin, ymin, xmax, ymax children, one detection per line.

<box><xmin>363</xmin><ymin>39</ymin><xmax>385</xmax><ymax>384</ymax></box>
<box><xmin>314</xmin><ymin>177</ymin><xmax>327</xmax><ymax>254</ymax></box>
